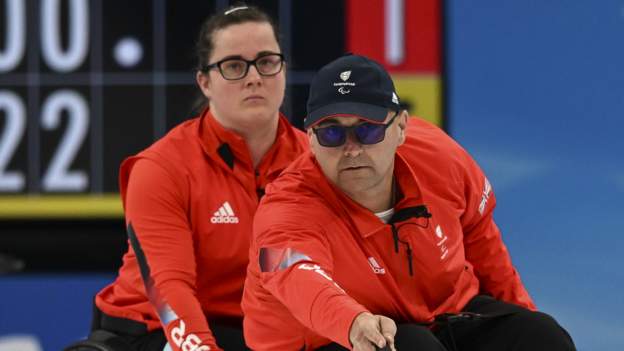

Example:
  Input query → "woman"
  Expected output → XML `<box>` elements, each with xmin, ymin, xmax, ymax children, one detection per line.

<box><xmin>85</xmin><ymin>5</ymin><xmax>306</xmax><ymax>351</ymax></box>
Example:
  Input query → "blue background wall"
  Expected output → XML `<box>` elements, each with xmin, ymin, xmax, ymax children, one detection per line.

<box><xmin>447</xmin><ymin>1</ymin><xmax>624</xmax><ymax>350</ymax></box>
<box><xmin>0</xmin><ymin>275</ymin><xmax>113</xmax><ymax>351</ymax></box>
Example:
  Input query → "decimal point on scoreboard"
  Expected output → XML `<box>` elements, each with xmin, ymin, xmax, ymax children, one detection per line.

<box><xmin>114</xmin><ymin>37</ymin><xmax>144</xmax><ymax>68</ymax></box>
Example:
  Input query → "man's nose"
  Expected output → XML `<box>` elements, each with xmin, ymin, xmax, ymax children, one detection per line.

<box><xmin>343</xmin><ymin>131</ymin><xmax>363</xmax><ymax>157</ymax></box>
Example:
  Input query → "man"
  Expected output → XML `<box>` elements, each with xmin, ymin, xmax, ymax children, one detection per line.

<box><xmin>242</xmin><ymin>54</ymin><xmax>575</xmax><ymax>351</ymax></box>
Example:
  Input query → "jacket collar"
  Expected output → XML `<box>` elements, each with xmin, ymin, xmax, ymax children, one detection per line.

<box><xmin>197</xmin><ymin>108</ymin><xmax>298</xmax><ymax>176</ymax></box>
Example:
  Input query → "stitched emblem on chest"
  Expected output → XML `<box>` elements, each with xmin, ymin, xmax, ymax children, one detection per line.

<box><xmin>210</xmin><ymin>201</ymin><xmax>239</xmax><ymax>224</ymax></box>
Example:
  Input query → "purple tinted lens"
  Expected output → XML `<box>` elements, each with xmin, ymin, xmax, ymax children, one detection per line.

<box><xmin>316</xmin><ymin>126</ymin><xmax>346</xmax><ymax>146</ymax></box>
<box><xmin>354</xmin><ymin>123</ymin><xmax>386</xmax><ymax>144</ymax></box>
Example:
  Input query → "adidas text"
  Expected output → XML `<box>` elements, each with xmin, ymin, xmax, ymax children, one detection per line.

<box><xmin>210</xmin><ymin>216</ymin><xmax>239</xmax><ymax>224</ymax></box>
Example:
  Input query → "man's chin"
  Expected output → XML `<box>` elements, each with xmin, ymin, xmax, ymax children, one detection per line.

<box><xmin>337</xmin><ymin>171</ymin><xmax>375</xmax><ymax>190</ymax></box>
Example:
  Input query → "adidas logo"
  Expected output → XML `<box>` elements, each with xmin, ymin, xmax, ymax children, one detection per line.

<box><xmin>210</xmin><ymin>201</ymin><xmax>239</xmax><ymax>224</ymax></box>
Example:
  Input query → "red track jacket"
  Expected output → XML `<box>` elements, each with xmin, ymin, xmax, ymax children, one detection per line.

<box><xmin>243</xmin><ymin>117</ymin><xmax>535</xmax><ymax>350</ymax></box>
<box><xmin>95</xmin><ymin>109</ymin><xmax>307</xmax><ymax>351</ymax></box>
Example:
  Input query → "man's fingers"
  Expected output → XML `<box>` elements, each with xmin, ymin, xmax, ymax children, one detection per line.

<box><xmin>378</xmin><ymin>316</ymin><xmax>397</xmax><ymax>337</ymax></box>
<box><xmin>363</xmin><ymin>327</ymin><xmax>386</xmax><ymax>348</ymax></box>
<box><xmin>350</xmin><ymin>313</ymin><xmax>397</xmax><ymax>351</ymax></box>
<box><xmin>383</xmin><ymin>333</ymin><xmax>394</xmax><ymax>347</ymax></box>
<box><xmin>378</xmin><ymin>316</ymin><xmax>397</xmax><ymax>347</ymax></box>
<box><xmin>353</xmin><ymin>338</ymin><xmax>381</xmax><ymax>351</ymax></box>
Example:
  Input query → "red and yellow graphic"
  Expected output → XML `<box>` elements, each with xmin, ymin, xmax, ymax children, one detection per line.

<box><xmin>346</xmin><ymin>0</ymin><xmax>444</xmax><ymax>126</ymax></box>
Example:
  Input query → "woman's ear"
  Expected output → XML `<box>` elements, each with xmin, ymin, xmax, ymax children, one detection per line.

<box><xmin>196</xmin><ymin>71</ymin><xmax>211</xmax><ymax>99</ymax></box>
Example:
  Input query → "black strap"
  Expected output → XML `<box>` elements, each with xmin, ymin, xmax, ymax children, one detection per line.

<box><xmin>388</xmin><ymin>205</ymin><xmax>431</xmax><ymax>224</ymax></box>
<box><xmin>99</xmin><ymin>311</ymin><xmax>148</xmax><ymax>336</ymax></box>
<box><xmin>64</xmin><ymin>338</ymin><xmax>128</xmax><ymax>351</ymax></box>
<box><xmin>91</xmin><ymin>301</ymin><xmax>148</xmax><ymax>336</ymax></box>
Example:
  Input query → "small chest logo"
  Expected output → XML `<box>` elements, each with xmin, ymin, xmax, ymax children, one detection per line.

<box><xmin>367</xmin><ymin>256</ymin><xmax>386</xmax><ymax>275</ymax></box>
<box><xmin>435</xmin><ymin>225</ymin><xmax>449</xmax><ymax>260</ymax></box>
<box><xmin>340</xmin><ymin>70</ymin><xmax>351</xmax><ymax>81</ymax></box>
<box><xmin>210</xmin><ymin>201</ymin><xmax>239</xmax><ymax>224</ymax></box>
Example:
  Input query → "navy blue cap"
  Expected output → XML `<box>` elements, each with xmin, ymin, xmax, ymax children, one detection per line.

<box><xmin>304</xmin><ymin>54</ymin><xmax>401</xmax><ymax>129</ymax></box>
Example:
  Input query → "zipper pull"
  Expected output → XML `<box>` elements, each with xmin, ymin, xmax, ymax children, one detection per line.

<box><xmin>391</xmin><ymin>225</ymin><xmax>399</xmax><ymax>253</ymax></box>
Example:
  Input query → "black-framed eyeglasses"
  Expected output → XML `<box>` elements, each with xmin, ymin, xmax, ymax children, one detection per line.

<box><xmin>202</xmin><ymin>53</ymin><xmax>285</xmax><ymax>80</ymax></box>
<box><xmin>312</xmin><ymin>111</ymin><xmax>400</xmax><ymax>147</ymax></box>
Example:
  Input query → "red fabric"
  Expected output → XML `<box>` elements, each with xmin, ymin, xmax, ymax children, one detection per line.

<box><xmin>346</xmin><ymin>0</ymin><xmax>441</xmax><ymax>73</ymax></box>
<box><xmin>243</xmin><ymin>117</ymin><xmax>535</xmax><ymax>351</ymax></box>
<box><xmin>95</xmin><ymin>109</ymin><xmax>307</xmax><ymax>350</ymax></box>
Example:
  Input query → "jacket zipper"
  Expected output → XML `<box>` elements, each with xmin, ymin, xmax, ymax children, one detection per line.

<box><xmin>390</xmin><ymin>223</ymin><xmax>414</xmax><ymax>277</ymax></box>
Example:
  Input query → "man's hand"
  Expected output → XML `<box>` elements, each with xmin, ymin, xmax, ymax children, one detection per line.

<box><xmin>349</xmin><ymin>312</ymin><xmax>397</xmax><ymax>351</ymax></box>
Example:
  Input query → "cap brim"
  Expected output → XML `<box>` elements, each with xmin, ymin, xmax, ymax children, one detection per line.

<box><xmin>304</xmin><ymin>102</ymin><xmax>389</xmax><ymax>129</ymax></box>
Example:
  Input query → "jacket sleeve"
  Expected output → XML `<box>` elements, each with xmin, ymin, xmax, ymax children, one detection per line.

<box><xmin>124</xmin><ymin>159</ymin><xmax>220</xmax><ymax>351</ymax></box>
<box><xmin>458</xmin><ymin>153</ymin><xmax>536</xmax><ymax>310</ymax></box>
<box><xmin>253</xmin><ymin>211</ymin><xmax>369</xmax><ymax>349</ymax></box>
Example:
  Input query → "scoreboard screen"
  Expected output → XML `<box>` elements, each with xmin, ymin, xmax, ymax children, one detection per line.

<box><xmin>0</xmin><ymin>0</ymin><xmax>444</xmax><ymax>219</ymax></box>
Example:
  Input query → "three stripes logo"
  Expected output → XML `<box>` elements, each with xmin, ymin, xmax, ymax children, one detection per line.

<box><xmin>210</xmin><ymin>201</ymin><xmax>239</xmax><ymax>224</ymax></box>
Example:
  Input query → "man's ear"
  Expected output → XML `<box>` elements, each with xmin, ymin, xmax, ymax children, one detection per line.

<box><xmin>196</xmin><ymin>71</ymin><xmax>211</xmax><ymax>99</ymax></box>
<box><xmin>397</xmin><ymin>110</ymin><xmax>408</xmax><ymax>145</ymax></box>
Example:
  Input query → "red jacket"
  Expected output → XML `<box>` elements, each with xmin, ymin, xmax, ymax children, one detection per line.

<box><xmin>95</xmin><ymin>109</ymin><xmax>307</xmax><ymax>351</ymax></box>
<box><xmin>243</xmin><ymin>117</ymin><xmax>535</xmax><ymax>350</ymax></box>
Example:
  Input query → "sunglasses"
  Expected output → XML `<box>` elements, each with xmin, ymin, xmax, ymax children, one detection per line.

<box><xmin>312</xmin><ymin>111</ymin><xmax>400</xmax><ymax>147</ymax></box>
